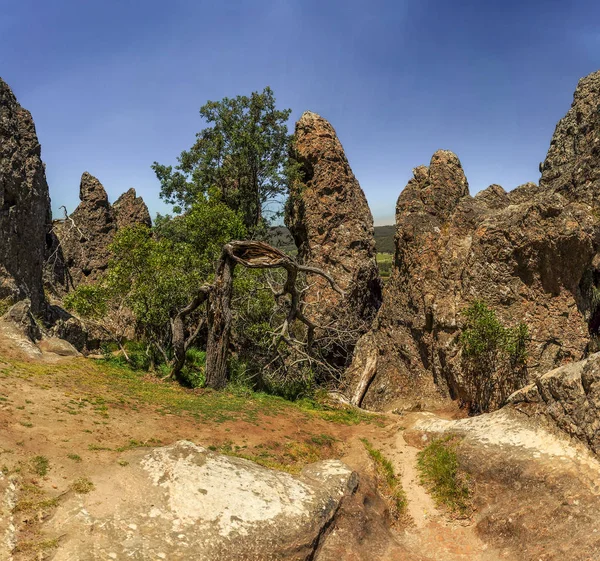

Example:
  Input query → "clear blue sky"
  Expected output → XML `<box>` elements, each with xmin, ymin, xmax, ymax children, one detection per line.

<box><xmin>2</xmin><ymin>0</ymin><xmax>599</xmax><ymax>225</ymax></box>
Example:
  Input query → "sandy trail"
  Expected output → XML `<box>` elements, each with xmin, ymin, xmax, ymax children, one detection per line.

<box><xmin>366</xmin><ymin>416</ymin><xmax>505</xmax><ymax>561</ymax></box>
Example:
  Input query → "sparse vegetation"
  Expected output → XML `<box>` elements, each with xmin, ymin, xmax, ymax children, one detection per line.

<box><xmin>30</xmin><ymin>455</ymin><xmax>50</xmax><ymax>477</ymax></box>
<box><xmin>67</xmin><ymin>454</ymin><xmax>82</xmax><ymax>462</ymax></box>
<box><xmin>361</xmin><ymin>438</ymin><xmax>407</xmax><ymax>518</ymax></box>
<box><xmin>417</xmin><ymin>437</ymin><xmax>471</xmax><ymax>516</ymax></box>
<box><xmin>71</xmin><ymin>477</ymin><xmax>94</xmax><ymax>494</ymax></box>
<box><xmin>459</xmin><ymin>300</ymin><xmax>529</xmax><ymax>413</ymax></box>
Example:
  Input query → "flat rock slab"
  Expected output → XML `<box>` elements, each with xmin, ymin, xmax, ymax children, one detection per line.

<box><xmin>49</xmin><ymin>441</ymin><xmax>358</xmax><ymax>561</ymax></box>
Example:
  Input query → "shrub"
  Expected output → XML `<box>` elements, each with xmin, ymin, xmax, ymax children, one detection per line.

<box><xmin>178</xmin><ymin>348</ymin><xmax>206</xmax><ymax>388</ymax></box>
<box><xmin>459</xmin><ymin>300</ymin><xmax>529</xmax><ymax>413</ymax></box>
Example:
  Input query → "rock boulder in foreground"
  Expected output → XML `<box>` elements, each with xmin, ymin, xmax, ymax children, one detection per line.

<box><xmin>49</xmin><ymin>440</ymin><xmax>358</xmax><ymax>561</ymax></box>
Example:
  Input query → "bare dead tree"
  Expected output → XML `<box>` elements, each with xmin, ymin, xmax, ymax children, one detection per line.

<box><xmin>203</xmin><ymin>241</ymin><xmax>344</xmax><ymax>389</ymax></box>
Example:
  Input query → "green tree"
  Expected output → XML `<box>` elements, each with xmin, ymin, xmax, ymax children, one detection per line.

<box><xmin>152</xmin><ymin>87</ymin><xmax>295</xmax><ymax>235</ymax></box>
<box><xmin>459</xmin><ymin>300</ymin><xmax>529</xmax><ymax>414</ymax></box>
<box><xmin>66</xmin><ymin>195</ymin><xmax>246</xmax><ymax>384</ymax></box>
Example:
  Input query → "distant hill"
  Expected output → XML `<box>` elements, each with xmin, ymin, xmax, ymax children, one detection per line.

<box><xmin>373</xmin><ymin>225</ymin><xmax>395</xmax><ymax>253</ymax></box>
<box><xmin>268</xmin><ymin>225</ymin><xmax>395</xmax><ymax>255</ymax></box>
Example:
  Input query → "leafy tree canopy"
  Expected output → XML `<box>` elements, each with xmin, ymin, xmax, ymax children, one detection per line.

<box><xmin>152</xmin><ymin>86</ymin><xmax>294</xmax><ymax>235</ymax></box>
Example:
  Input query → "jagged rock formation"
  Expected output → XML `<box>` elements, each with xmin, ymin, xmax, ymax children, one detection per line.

<box><xmin>0</xmin><ymin>78</ymin><xmax>51</xmax><ymax>313</ymax></box>
<box><xmin>347</xmin><ymin>70</ymin><xmax>600</xmax><ymax>410</ymax></box>
<box><xmin>112</xmin><ymin>187</ymin><xmax>152</xmax><ymax>230</ymax></box>
<box><xmin>48</xmin><ymin>174</ymin><xmax>151</xmax><ymax>291</ymax></box>
<box><xmin>286</xmin><ymin>111</ymin><xmax>382</xmax><ymax>332</ymax></box>
<box><xmin>49</xmin><ymin>440</ymin><xmax>359</xmax><ymax>560</ymax></box>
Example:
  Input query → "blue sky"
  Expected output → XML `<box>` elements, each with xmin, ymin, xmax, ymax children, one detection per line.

<box><xmin>2</xmin><ymin>0</ymin><xmax>600</xmax><ymax>225</ymax></box>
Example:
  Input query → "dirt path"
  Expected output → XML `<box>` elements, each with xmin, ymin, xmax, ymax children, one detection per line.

<box><xmin>0</xmin><ymin>352</ymin><xmax>511</xmax><ymax>560</ymax></box>
<box><xmin>366</xmin><ymin>416</ymin><xmax>506</xmax><ymax>561</ymax></box>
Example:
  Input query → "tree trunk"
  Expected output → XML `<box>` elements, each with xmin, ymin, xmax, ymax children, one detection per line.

<box><xmin>170</xmin><ymin>314</ymin><xmax>188</xmax><ymax>385</ymax></box>
<box><xmin>205</xmin><ymin>251</ymin><xmax>236</xmax><ymax>389</ymax></box>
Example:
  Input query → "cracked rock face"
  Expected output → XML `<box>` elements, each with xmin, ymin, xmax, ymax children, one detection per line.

<box><xmin>346</xmin><ymin>71</ymin><xmax>600</xmax><ymax>411</ymax></box>
<box><xmin>48</xmin><ymin>440</ymin><xmax>358</xmax><ymax>561</ymax></box>
<box><xmin>286</xmin><ymin>111</ymin><xmax>382</xmax><ymax>337</ymax></box>
<box><xmin>0</xmin><ymin>78</ymin><xmax>52</xmax><ymax>313</ymax></box>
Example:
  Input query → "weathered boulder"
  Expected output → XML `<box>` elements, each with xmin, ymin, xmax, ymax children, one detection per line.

<box><xmin>49</xmin><ymin>174</ymin><xmax>151</xmax><ymax>291</ymax></box>
<box><xmin>286</xmin><ymin>111</ymin><xmax>382</xmax><ymax>330</ymax></box>
<box><xmin>48</xmin><ymin>440</ymin><xmax>358</xmax><ymax>561</ymax></box>
<box><xmin>508</xmin><ymin>352</ymin><xmax>600</xmax><ymax>455</ymax></box>
<box><xmin>112</xmin><ymin>187</ymin><xmax>152</xmax><ymax>230</ymax></box>
<box><xmin>540</xmin><ymin>70</ymin><xmax>600</xmax><ymax>205</ymax></box>
<box><xmin>0</xmin><ymin>78</ymin><xmax>52</xmax><ymax>313</ymax></box>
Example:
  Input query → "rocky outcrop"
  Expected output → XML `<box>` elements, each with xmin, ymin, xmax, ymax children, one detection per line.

<box><xmin>112</xmin><ymin>187</ymin><xmax>152</xmax><ymax>230</ymax></box>
<box><xmin>49</xmin><ymin>174</ymin><xmax>151</xmax><ymax>291</ymax></box>
<box><xmin>508</xmin><ymin>352</ymin><xmax>600</xmax><ymax>455</ymax></box>
<box><xmin>48</xmin><ymin>440</ymin><xmax>358</xmax><ymax>560</ymax></box>
<box><xmin>540</xmin><ymin>70</ymin><xmax>600</xmax><ymax>205</ymax></box>
<box><xmin>286</xmin><ymin>111</ymin><xmax>382</xmax><ymax>333</ymax></box>
<box><xmin>0</xmin><ymin>78</ymin><xmax>51</xmax><ymax>313</ymax></box>
<box><xmin>347</xmin><ymin>72</ymin><xmax>600</xmax><ymax>411</ymax></box>
<box><xmin>409</xmin><ymin>407</ymin><xmax>600</xmax><ymax>560</ymax></box>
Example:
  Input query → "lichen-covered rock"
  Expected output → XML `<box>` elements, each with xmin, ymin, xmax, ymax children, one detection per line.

<box><xmin>286</xmin><ymin>111</ymin><xmax>382</xmax><ymax>330</ymax></box>
<box><xmin>48</xmin><ymin>440</ymin><xmax>358</xmax><ymax>561</ymax></box>
<box><xmin>50</xmin><ymin>175</ymin><xmax>151</xmax><ymax>291</ymax></box>
<box><xmin>508</xmin><ymin>352</ymin><xmax>600</xmax><ymax>455</ymax></box>
<box><xmin>112</xmin><ymin>187</ymin><xmax>152</xmax><ymax>230</ymax></box>
<box><xmin>0</xmin><ymin>78</ymin><xmax>52</xmax><ymax>313</ymax></box>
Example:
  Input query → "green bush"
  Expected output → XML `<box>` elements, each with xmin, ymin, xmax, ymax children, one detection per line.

<box><xmin>178</xmin><ymin>348</ymin><xmax>206</xmax><ymax>388</ymax></box>
<box><xmin>459</xmin><ymin>300</ymin><xmax>529</xmax><ymax>413</ymax></box>
<box><xmin>63</xmin><ymin>285</ymin><xmax>108</xmax><ymax>320</ymax></box>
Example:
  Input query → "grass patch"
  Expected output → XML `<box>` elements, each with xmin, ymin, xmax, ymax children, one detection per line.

<box><xmin>4</xmin><ymin>358</ymin><xmax>378</xmax><ymax>429</ymax></box>
<box><xmin>67</xmin><ymin>454</ymin><xmax>82</xmax><ymax>462</ymax></box>
<box><xmin>30</xmin><ymin>456</ymin><xmax>49</xmax><ymax>477</ymax></box>
<box><xmin>376</xmin><ymin>252</ymin><xmax>393</xmax><ymax>283</ymax></box>
<box><xmin>12</xmin><ymin>538</ymin><xmax>58</xmax><ymax>554</ymax></box>
<box><xmin>361</xmin><ymin>438</ymin><xmax>406</xmax><ymax>518</ymax></box>
<box><xmin>417</xmin><ymin>436</ymin><xmax>471</xmax><ymax>516</ymax></box>
<box><xmin>71</xmin><ymin>477</ymin><xmax>94</xmax><ymax>494</ymax></box>
<box><xmin>217</xmin><ymin>434</ymin><xmax>339</xmax><ymax>474</ymax></box>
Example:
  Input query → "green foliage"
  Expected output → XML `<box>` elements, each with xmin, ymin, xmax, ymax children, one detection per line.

<box><xmin>152</xmin><ymin>87</ymin><xmax>297</xmax><ymax>234</ymax></box>
<box><xmin>417</xmin><ymin>437</ymin><xmax>471</xmax><ymax>516</ymax></box>
<box><xmin>103</xmin><ymin>197</ymin><xmax>245</xmax><ymax>365</ymax></box>
<box><xmin>459</xmin><ymin>300</ymin><xmax>529</xmax><ymax>413</ymax></box>
<box><xmin>63</xmin><ymin>284</ymin><xmax>108</xmax><ymax>320</ymax></box>
<box><xmin>361</xmin><ymin>438</ymin><xmax>407</xmax><ymax>517</ymax></box>
<box><xmin>374</xmin><ymin>224</ymin><xmax>396</xmax><ymax>253</ymax></box>
<box><xmin>179</xmin><ymin>348</ymin><xmax>206</xmax><ymax>388</ymax></box>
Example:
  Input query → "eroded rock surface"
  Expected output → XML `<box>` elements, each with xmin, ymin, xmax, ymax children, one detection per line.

<box><xmin>286</xmin><ymin>111</ymin><xmax>382</xmax><ymax>330</ymax></box>
<box><xmin>113</xmin><ymin>187</ymin><xmax>152</xmax><ymax>230</ymax></box>
<box><xmin>408</xmin><ymin>408</ymin><xmax>600</xmax><ymax>560</ymax></box>
<box><xmin>0</xmin><ymin>78</ymin><xmax>52</xmax><ymax>313</ymax></box>
<box><xmin>508</xmin><ymin>352</ymin><xmax>600</xmax><ymax>455</ymax></box>
<box><xmin>347</xmin><ymin>71</ymin><xmax>600</xmax><ymax>411</ymax></box>
<box><xmin>49</xmin><ymin>440</ymin><xmax>358</xmax><ymax>561</ymax></box>
<box><xmin>49</xmin><ymin>174</ymin><xmax>151</xmax><ymax>291</ymax></box>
